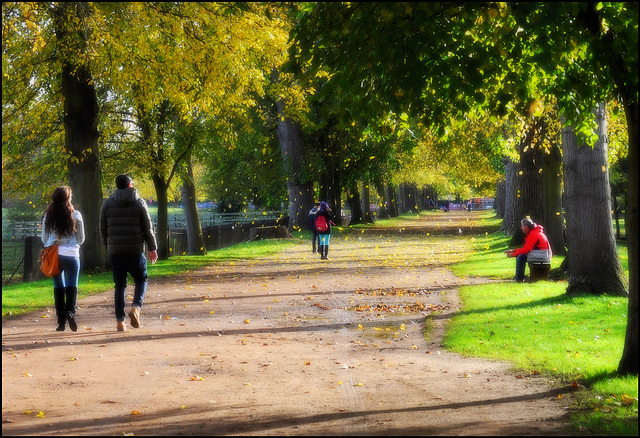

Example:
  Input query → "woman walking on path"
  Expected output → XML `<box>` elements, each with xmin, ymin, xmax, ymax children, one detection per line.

<box><xmin>41</xmin><ymin>186</ymin><xmax>85</xmax><ymax>331</ymax></box>
<box><xmin>315</xmin><ymin>201</ymin><xmax>335</xmax><ymax>260</ymax></box>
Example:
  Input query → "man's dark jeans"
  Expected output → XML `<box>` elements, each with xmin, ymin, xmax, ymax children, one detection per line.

<box><xmin>515</xmin><ymin>253</ymin><xmax>528</xmax><ymax>281</ymax></box>
<box><xmin>111</xmin><ymin>254</ymin><xmax>148</xmax><ymax>321</ymax></box>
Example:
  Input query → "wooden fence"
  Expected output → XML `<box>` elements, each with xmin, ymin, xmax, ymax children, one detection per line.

<box><xmin>14</xmin><ymin>217</ymin><xmax>288</xmax><ymax>284</ymax></box>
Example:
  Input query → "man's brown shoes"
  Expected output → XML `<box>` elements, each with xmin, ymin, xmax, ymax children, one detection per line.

<box><xmin>128</xmin><ymin>306</ymin><xmax>141</xmax><ymax>329</ymax></box>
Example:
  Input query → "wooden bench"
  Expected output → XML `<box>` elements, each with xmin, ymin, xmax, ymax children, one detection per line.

<box><xmin>528</xmin><ymin>262</ymin><xmax>551</xmax><ymax>282</ymax></box>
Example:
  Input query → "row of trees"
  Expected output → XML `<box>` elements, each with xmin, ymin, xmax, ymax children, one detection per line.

<box><xmin>2</xmin><ymin>3</ymin><xmax>636</xmax><ymax>374</ymax></box>
<box><xmin>287</xmin><ymin>2</ymin><xmax>637</xmax><ymax>374</ymax></box>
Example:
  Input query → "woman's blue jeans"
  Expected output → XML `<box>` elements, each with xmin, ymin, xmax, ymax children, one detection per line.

<box><xmin>110</xmin><ymin>254</ymin><xmax>148</xmax><ymax>322</ymax></box>
<box><xmin>515</xmin><ymin>253</ymin><xmax>528</xmax><ymax>281</ymax></box>
<box><xmin>52</xmin><ymin>255</ymin><xmax>80</xmax><ymax>288</ymax></box>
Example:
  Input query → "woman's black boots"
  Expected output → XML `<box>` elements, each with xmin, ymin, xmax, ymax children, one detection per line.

<box><xmin>65</xmin><ymin>286</ymin><xmax>78</xmax><ymax>331</ymax></box>
<box><xmin>54</xmin><ymin>287</ymin><xmax>66</xmax><ymax>331</ymax></box>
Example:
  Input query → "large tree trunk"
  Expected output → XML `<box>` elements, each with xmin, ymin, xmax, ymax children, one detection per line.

<box><xmin>561</xmin><ymin>104</ymin><xmax>627</xmax><ymax>296</ymax></box>
<box><xmin>276</xmin><ymin>112</ymin><xmax>314</xmax><ymax>231</ymax></box>
<box><xmin>542</xmin><ymin>142</ymin><xmax>566</xmax><ymax>256</ymax></box>
<box><xmin>181</xmin><ymin>151</ymin><xmax>206</xmax><ymax>255</ymax></box>
<box><xmin>272</xmin><ymin>69</ymin><xmax>314</xmax><ymax>231</ymax></box>
<box><xmin>511</xmin><ymin>121</ymin><xmax>545</xmax><ymax>246</ymax></box>
<box><xmin>53</xmin><ymin>3</ymin><xmax>106</xmax><ymax>271</ymax></box>
<box><xmin>618</xmin><ymin>99</ymin><xmax>638</xmax><ymax>375</ymax></box>
<box><xmin>500</xmin><ymin>157</ymin><xmax>519</xmax><ymax>234</ymax></box>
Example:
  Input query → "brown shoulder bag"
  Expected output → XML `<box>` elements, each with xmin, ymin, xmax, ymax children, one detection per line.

<box><xmin>40</xmin><ymin>240</ymin><xmax>60</xmax><ymax>277</ymax></box>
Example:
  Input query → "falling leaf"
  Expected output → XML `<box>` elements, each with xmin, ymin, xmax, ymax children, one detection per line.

<box><xmin>36</xmin><ymin>411</ymin><xmax>45</xmax><ymax>418</ymax></box>
<box><xmin>355</xmin><ymin>383</ymin><xmax>364</xmax><ymax>386</ymax></box>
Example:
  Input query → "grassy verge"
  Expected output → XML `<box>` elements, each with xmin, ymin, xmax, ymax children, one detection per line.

<box><xmin>448</xmin><ymin>231</ymin><xmax>637</xmax><ymax>436</ymax></box>
<box><xmin>1</xmin><ymin>237</ymin><xmax>300</xmax><ymax>318</ymax></box>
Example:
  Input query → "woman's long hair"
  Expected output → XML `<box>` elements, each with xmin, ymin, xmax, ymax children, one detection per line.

<box><xmin>42</xmin><ymin>186</ymin><xmax>76</xmax><ymax>237</ymax></box>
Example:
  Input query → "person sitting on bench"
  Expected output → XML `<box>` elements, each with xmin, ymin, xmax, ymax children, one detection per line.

<box><xmin>504</xmin><ymin>218</ymin><xmax>552</xmax><ymax>282</ymax></box>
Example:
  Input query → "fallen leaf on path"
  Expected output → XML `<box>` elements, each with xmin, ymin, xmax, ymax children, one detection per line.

<box><xmin>621</xmin><ymin>395</ymin><xmax>637</xmax><ymax>406</ymax></box>
<box><xmin>130</xmin><ymin>411</ymin><xmax>141</xmax><ymax>415</ymax></box>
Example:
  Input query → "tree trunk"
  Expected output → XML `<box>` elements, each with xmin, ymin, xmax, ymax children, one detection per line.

<box><xmin>561</xmin><ymin>104</ymin><xmax>627</xmax><ymax>296</ymax></box>
<box><xmin>387</xmin><ymin>183</ymin><xmax>399</xmax><ymax>217</ymax></box>
<box><xmin>363</xmin><ymin>182</ymin><xmax>374</xmax><ymax>223</ymax></box>
<box><xmin>181</xmin><ymin>151</ymin><xmax>206</xmax><ymax>255</ymax></box>
<box><xmin>272</xmin><ymin>69</ymin><xmax>315</xmax><ymax>232</ymax></box>
<box><xmin>495</xmin><ymin>177</ymin><xmax>506</xmax><ymax>219</ymax></box>
<box><xmin>376</xmin><ymin>183</ymin><xmax>390</xmax><ymax>219</ymax></box>
<box><xmin>53</xmin><ymin>3</ymin><xmax>106</xmax><ymax>271</ymax></box>
<box><xmin>542</xmin><ymin>142</ymin><xmax>566</xmax><ymax>255</ymax></box>
<box><xmin>346</xmin><ymin>182</ymin><xmax>364</xmax><ymax>225</ymax></box>
<box><xmin>500</xmin><ymin>157</ymin><xmax>519</xmax><ymax>234</ymax></box>
<box><xmin>510</xmin><ymin>122</ymin><xmax>545</xmax><ymax>246</ymax></box>
<box><xmin>152</xmin><ymin>174</ymin><xmax>170</xmax><ymax>260</ymax></box>
<box><xmin>618</xmin><ymin>99</ymin><xmax>638</xmax><ymax>374</ymax></box>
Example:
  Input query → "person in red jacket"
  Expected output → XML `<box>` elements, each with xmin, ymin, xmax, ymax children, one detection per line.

<box><xmin>505</xmin><ymin>218</ymin><xmax>552</xmax><ymax>282</ymax></box>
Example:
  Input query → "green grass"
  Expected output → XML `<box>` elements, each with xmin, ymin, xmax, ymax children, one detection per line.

<box><xmin>448</xmin><ymin>231</ymin><xmax>637</xmax><ymax>436</ymax></box>
<box><xmin>2</xmin><ymin>238</ymin><xmax>299</xmax><ymax>318</ymax></box>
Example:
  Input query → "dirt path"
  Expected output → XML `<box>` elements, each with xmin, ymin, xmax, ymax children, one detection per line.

<box><xmin>2</xmin><ymin>212</ymin><xmax>576</xmax><ymax>436</ymax></box>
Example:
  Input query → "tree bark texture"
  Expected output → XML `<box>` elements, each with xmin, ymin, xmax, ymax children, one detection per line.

<box><xmin>181</xmin><ymin>151</ymin><xmax>206</xmax><ymax>255</ymax></box>
<box><xmin>152</xmin><ymin>174</ymin><xmax>170</xmax><ymax>260</ymax></box>
<box><xmin>561</xmin><ymin>104</ymin><xmax>627</xmax><ymax>296</ymax></box>
<box><xmin>542</xmin><ymin>142</ymin><xmax>566</xmax><ymax>255</ymax></box>
<box><xmin>53</xmin><ymin>2</ymin><xmax>106</xmax><ymax>271</ymax></box>
<box><xmin>618</xmin><ymin>99</ymin><xmax>638</xmax><ymax>374</ymax></box>
<box><xmin>275</xmin><ymin>104</ymin><xmax>314</xmax><ymax>231</ymax></box>
<box><xmin>511</xmin><ymin>122</ymin><xmax>545</xmax><ymax>246</ymax></box>
<box><xmin>500</xmin><ymin>157</ymin><xmax>519</xmax><ymax>234</ymax></box>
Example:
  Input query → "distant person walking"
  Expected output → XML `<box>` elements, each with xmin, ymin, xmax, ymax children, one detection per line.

<box><xmin>315</xmin><ymin>201</ymin><xmax>335</xmax><ymax>260</ymax></box>
<box><xmin>505</xmin><ymin>217</ymin><xmax>552</xmax><ymax>282</ymax></box>
<box><xmin>41</xmin><ymin>186</ymin><xmax>85</xmax><ymax>332</ymax></box>
<box><xmin>100</xmin><ymin>175</ymin><xmax>158</xmax><ymax>331</ymax></box>
<box><xmin>309</xmin><ymin>202</ymin><xmax>321</xmax><ymax>254</ymax></box>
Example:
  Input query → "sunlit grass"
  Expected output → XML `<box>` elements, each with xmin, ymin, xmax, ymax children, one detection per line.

<box><xmin>449</xmin><ymin>231</ymin><xmax>636</xmax><ymax>435</ymax></box>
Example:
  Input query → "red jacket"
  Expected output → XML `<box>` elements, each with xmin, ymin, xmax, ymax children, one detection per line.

<box><xmin>513</xmin><ymin>224</ymin><xmax>551</xmax><ymax>258</ymax></box>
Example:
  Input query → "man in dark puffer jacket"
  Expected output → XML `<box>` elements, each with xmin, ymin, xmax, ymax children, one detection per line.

<box><xmin>100</xmin><ymin>174</ymin><xmax>158</xmax><ymax>332</ymax></box>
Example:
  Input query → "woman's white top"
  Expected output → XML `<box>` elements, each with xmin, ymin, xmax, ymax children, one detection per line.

<box><xmin>41</xmin><ymin>210</ymin><xmax>85</xmax><ymax>258</ymax></box>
